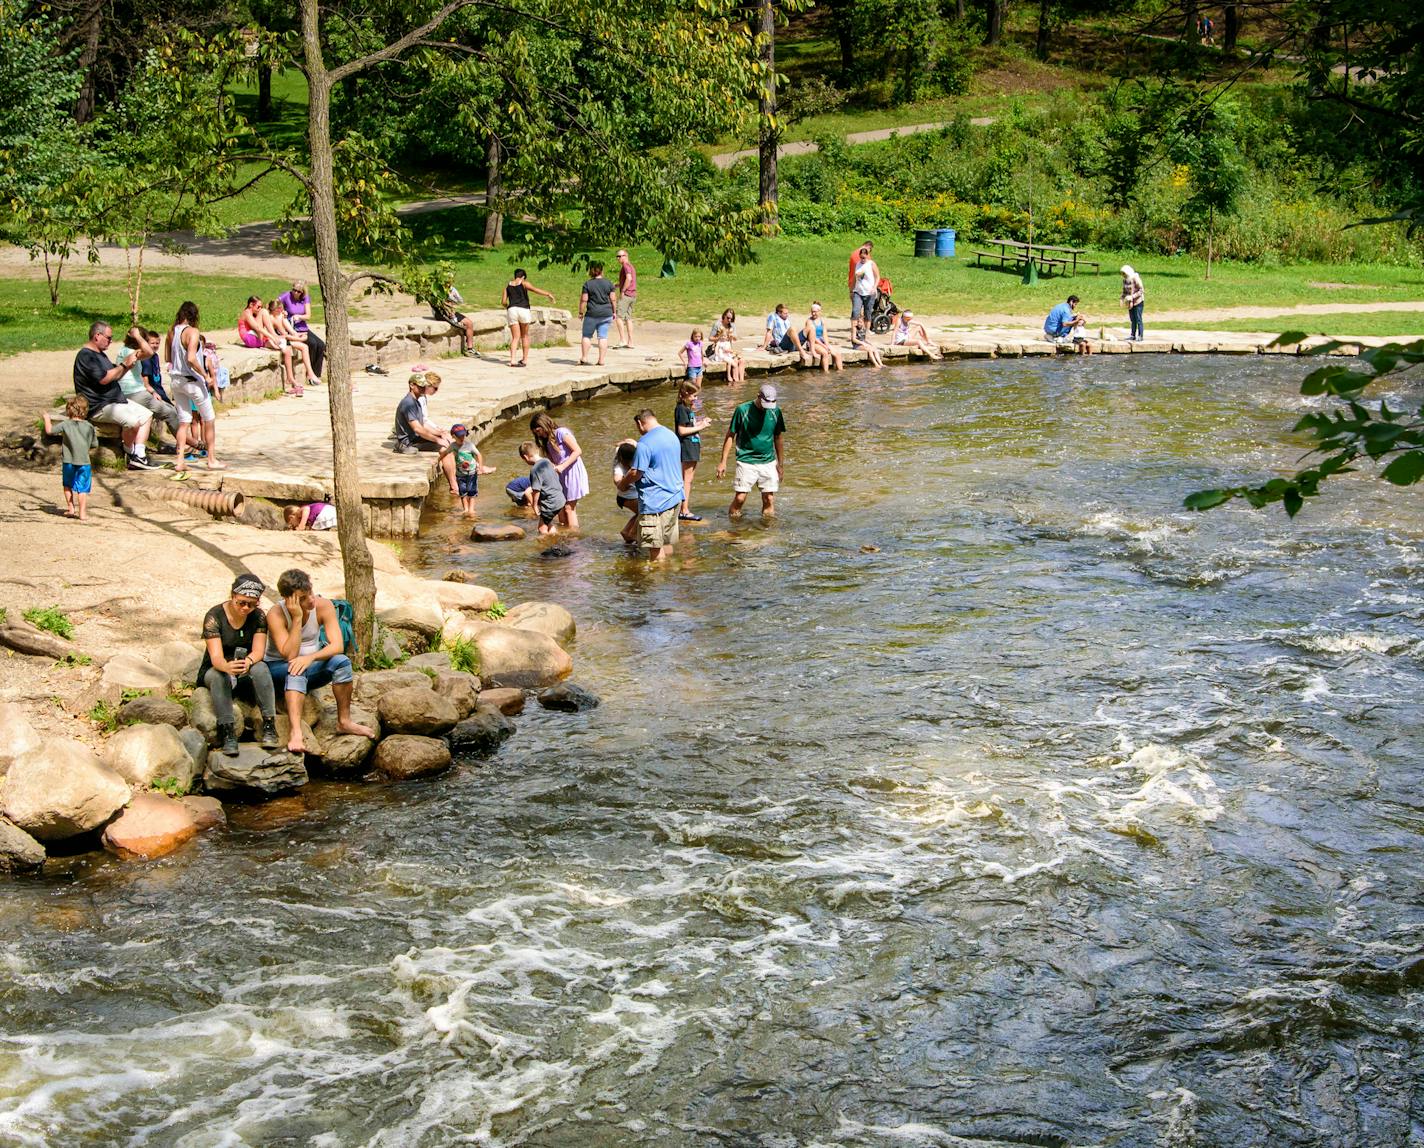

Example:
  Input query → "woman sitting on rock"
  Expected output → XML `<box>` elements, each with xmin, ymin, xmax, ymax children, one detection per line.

<box><xmin>198</xmin><ymin>573</ymin><xmax>280</xmax><ymax>757</ymax></box>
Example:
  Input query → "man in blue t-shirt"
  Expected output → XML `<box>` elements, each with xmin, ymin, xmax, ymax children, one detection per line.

<box><xmin>617</xmin><ymin>408</ymin><xmax>684</xmax><ymax>561</ymax></box>
<box><xmin>1043</xmin><ymin>295</ymin><xmax>1089</xmax><ymax>352</ymax></box>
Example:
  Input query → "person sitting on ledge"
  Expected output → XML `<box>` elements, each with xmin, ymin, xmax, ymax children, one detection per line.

<box><xmin>264</xmin><ymin>568</ymin><xmax>375</xmax><ymax>755</ymax></box>
<box><xmin>890</xmin><ymin>310</ymin><xmax>942</xmax><ymax>360</ymax></box>
<box><xmin>1044</xmin><ymin>294</ymin><xmax>1091</xmax><ymax>354</ymax></box>
<box><xmin>434</xmin><ymin>282</ymin><xmax>478</xmax><ymax>357</ymax></box>
<box><xmin>392</xmin><ymin>371</ymin><xmax>458</xmax><ymax>492</ymax></box>
<box><xmin>198</xmin><ymin>573</ymin><xmax>279</xmax><ymax>756</ymax></box>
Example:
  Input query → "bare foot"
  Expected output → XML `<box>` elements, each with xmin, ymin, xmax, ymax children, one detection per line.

<box><xmin>206</xmin><ymin>461</ymin><xmax>228</xmax><ymax>470</ymax></box>
<box><xmin>339</xmin><ymin>719</ymin><xmax>376</xmax><ymax>740</ymax></box>
<box><xmin>287</xmin><ymin>737</ymin><xmax>305</xmax><ymax>754</ymax></box>
<box><xmin>63</xmin><ymin>509</ymin><xmax>77</xmax><ymax>518</ymax></box>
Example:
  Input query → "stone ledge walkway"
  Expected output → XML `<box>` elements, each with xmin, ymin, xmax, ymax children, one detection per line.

<box><xmin>198</xmin><ymin>318</ymin><xmax>1404</xmax><ymax>530</ymax></box>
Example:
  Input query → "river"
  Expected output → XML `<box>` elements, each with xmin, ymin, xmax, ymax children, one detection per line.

<box><xmin>3</xmin><ymin>356</ymin><xmax>1423</xmax><ymax>1146</ymax></box>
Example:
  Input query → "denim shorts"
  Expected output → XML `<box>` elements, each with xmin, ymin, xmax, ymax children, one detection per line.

<box><xmin>582</xmin><ymin>315</ymin><xmax>613</xmax><ymax>340</ymax></box>
<box><xmin>457</xmin><ymin>473</ymin><xmax>479</xmax><ymax>498</ymax></box>
<box><xmin>851</xmin><ymin>292</ymin><xmax>875</xmax><ymax>321</ymax></box>
<box><xmin>686</xmin><ymin>366</ymin><xmax>703</xmax><ymax>380</ymax></box>
<box><xmin>62</xmin><ymin>463</ymin><xmax>92</xmax><ymax>494</ymax></box>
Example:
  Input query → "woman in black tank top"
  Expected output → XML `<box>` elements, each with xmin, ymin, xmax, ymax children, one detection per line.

<box><xmin>502</xmin><ymin>268</ymin><xmax>556</xmax><ymax>367</ymax></box>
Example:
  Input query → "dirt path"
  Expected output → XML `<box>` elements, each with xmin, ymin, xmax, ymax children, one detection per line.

<box><xmin>709</xmin><ymin>119</ymin><xmax>994</xmax><ymax>170</ymax></box>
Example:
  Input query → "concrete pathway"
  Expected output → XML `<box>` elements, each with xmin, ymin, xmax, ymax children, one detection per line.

<box><xmin>710</xmin><ymin>119</ymin><xmax>993</xmax><ymax>170</ymax></box>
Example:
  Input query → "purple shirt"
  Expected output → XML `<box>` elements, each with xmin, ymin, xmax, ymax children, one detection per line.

<box><xmin>279</xmin><ymin>290</ymin><xmax>311</xmax><ymax>332</ymax></box>
<box><xmin>683</xmin><ymin>340</ymin><xmax>704</xmax><ymax>370</ymax></box>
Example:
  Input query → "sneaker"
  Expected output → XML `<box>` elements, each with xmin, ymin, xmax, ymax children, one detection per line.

<box><xmin>126</xmin><ymin>453</ymin><xmax>158</xmax><ymax>470</ymax></box>
<box><xmin>364</xmin><ymin>363</ymin><xmax>388</xmax><ymax>375</ymax></box>
<box><xmin>462</xmin><ymin>349</ymin><xmax>480</xmax><ymax>358</ymax></box>
<box><xmin>259</xmin><ymin>718</ymin><xmax>280</xmax><ymax>749</ymax></box>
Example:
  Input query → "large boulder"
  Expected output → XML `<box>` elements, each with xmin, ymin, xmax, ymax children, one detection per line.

<box><xmin>352</xmin><ymin>669</ymin><xmax>430</xmax><ymax>707</ymax></box>
<box><xmin>179</xmin><ymin>795</ymin><xmax>227</xmax><ymax>831</ymax></box>
<box><xmin>404</xmin><ymin>651</ymin><xmax>453</xmax><ymax>672</ymax></box>
<box><xmin>376</xmin><ymin>599</ymin><xmax>445</xmax><ymax>642</ymax></box>
<box><xmin>204</xmin><ymin>745</ymin><xmax>308</xmax><ymax>797</ymax></box>
<box><xmin>0</xmin><ymin>817</ymin><xmax>45</xmax><ymax>874</ymax></box>
<box><xmin>178</xmin><ymin>727</ymin><xmax>208</xmax><ymax>773</ymax></box>
<box><xmin>0</xmin><ymin>622</ymin><xmax>75</xmax><ymax>660</ymax></box>
<box><xmin>118</xmin><ymin>695</ymin><xmax>188</xmax><ymax>729</ymax></box>
<box><xmin>0</xmin><ymin>703</ymin><xmax>42</xmax><ymax>776</ymax></box>
<box><xmin>374</xmin><ymin>735</ymin><xmax>452</xmax><ymax>780</ymax></box>
<box><xmin>537</xmin><ymin>683</ymin><xmax>601</xmax><ymax>713</ymax></box>
<box><xmin>434</xmin><ymin>582</ymin><xmax>498</xmax><ymax>613</ymax></box>
<box><xmin>276</xmin><ymin>716</ymin><xmax>323</xmax><ymax>758</ymax></box>
<box><xmin>308</xmin><ymin>702</ymin><xmax>378</xmax><ymax>773</ymax></box>
<box><xmin>1</xmin><ymin>739</ymin><xmax>131</xmax><ymax>842</ymax></box>
<box><xmin>477</xmin><ymin>687</ymin><xmax>525</xmax><ymax>716</ymax></box>
<box><xmin>101</xmin><ymin>723</ymin><xmax>199</xmax><ymax>792</ymax></box>
<box><xmin>149</xmin><ymin>641</ymin><xmax>202</xmax><ymax>684</ymax></box>
<box><xmin>502</xmin><ymin>602</ymin><xmax>577</xmax><ymax>647</ymax></box>
<box><xmin>448</xmin><ymin>705</ymin><xmax>516</xmax><ymax>757</ymax></box>
<box><xmin>101</xmin><ymin>652</ymin><xmax>173</xmax><ymax>691</ymax></box>
<box><xmin>443</xmin><ymin>617</ymin><xmax>572</xmax><ymax>689</ymax></box>
<box><xmin>102</xmin><ymin>793</ymin><xmax>199</xmax><ymax>860</ymax></box>
<box><xmin>189</xmin><ymin>687</ymin><xmax>245</xmax><ymax>747</ymax></box>
<box><xmin>377</xmin><ymin>686</ymin><xmax>459</xmax><ymax>736</ymax></box>
<box><xmin>431</xmin><ymin>669</ymin><xmax>480</xmax><ymax>720</ymax></box>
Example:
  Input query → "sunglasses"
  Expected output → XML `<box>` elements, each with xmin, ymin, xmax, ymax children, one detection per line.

<box><xmin>232</xmin><ymin>597</ymin><xmax>260</xmax><ymax>610</ymax></box>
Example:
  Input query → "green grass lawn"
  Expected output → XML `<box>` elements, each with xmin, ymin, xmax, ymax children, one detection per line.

<box><xmin>1191</xmin><ymin>313</ymin><xmax>1424</xmax><ymax>339</ymax></box>
<box><xmin>0</xmin><ymin>270</ymin><xmax>317</xmax><ymax>358</ymax></box>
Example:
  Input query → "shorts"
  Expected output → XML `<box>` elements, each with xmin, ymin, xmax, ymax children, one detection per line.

<box><xmin>770</xmin><ymin>332</ymin><xmax>797</xmax><ymax>354</ymax></box>
<box><xmin>456</xmin><ymin>473</ymin><xmax>479</xmax><ymax>498</ymax></box>
<box><xmin>582</xmin><ymin>315</ymin><xmax>613</xmax><ymax>340</ymax></box>
<box><xmin>686</xmin><ymin>366</ymin><xmax>703</xmax><ymax>381</ymax></box>
<box><xmin>170</xmin><ymin>377</ymin><xmax>214</xmax><ymax>424</ymax></box>
<box><xmin>851</xmin><ymin>292</ymin><xmax>875</xmax><ymax>321</ymax></box>
<box><xmin>62</xmin><ymin>463</ymin><xmax>92</xmax><ymax>493</ymax></box>
<box><xmin>681</xmin><ymin>438</ymin><xmax>701</xmax><ymax>465</ymax></box>
<box><xmin>733</xmin><ymin>460</ymin><xmax>779</xmax><ymax>494</ymax></box>
<box><xmin>638</xmin><ymin>504</ymin><xmax>680</xmax><ymax>549</ymax></box>
<box><xmin>617</xmin><ymin>295</ymin><xmax>635</xmax><ymax>320</ymax></box>
<box><xmin>616</xmin><ymin>494</ymin><xmax>639</xmax><ymax>512</ymax></box>
<box><xmin>506</xmin><ymin>306</ymin><xmax>533</xmax><ymax>326</ymax></box>
<box><xmin>539</xmin><ymin>504</ymin><xmax>565</xmax><ymax>527</ymax></box>
<box><xmin>395</xmin><ymin>438</ymin><xmax>442</xmax><ymax>455</ymax></box>
<box><xmin>91</xmin><ymin>401</ymin><xmax>153</xmax><ymax>430</ymax></box>
<box><xmin>266</xmin><ymin>654</ymin><xmax>354</xmax><ymax>695</ymax></box>
<box><xmin>240</xmin><ymin>331</ymin><xmax>263</xmax><ymax>349</ymax></box>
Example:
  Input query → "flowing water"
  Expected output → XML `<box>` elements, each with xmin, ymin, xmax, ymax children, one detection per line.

<box><xmin>4</xmin><ymin>357</ymin><xmax>1424</xmax><ymax>1147</ymax></box>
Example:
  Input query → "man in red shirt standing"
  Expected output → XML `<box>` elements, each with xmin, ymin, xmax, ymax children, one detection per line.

<box><xmin>614</xmin><ymin>249</ymin><xmax>638</xmax><ymax>349</ymax></box>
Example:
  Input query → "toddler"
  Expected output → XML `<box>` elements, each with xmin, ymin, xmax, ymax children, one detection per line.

<box><xmin>442</xmin><ymin>423</ymin><xmax>496</xmax><ymax>518</ymax></box>
<box><xmin>43</xmin><ymin>396</ymin><xmax>99</xmax><ymax>521</ymax></box>
<box><xmin>284</xmin><ymin>502</ymin><xmax>337</xmax><ymax>531</ymax></box>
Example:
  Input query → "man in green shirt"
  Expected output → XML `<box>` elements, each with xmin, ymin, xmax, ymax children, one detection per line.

<box><xmin>716</xmin><ymin>382</ymin><xmax>786</xmax><ymax>519</ymax></box>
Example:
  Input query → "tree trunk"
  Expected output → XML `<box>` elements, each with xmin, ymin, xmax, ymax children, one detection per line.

<box><xmin>1206</xmin><ymin>204</ymin><xmax>1214</xmax><ymax>280</ymax></box>
<box><xmin>757</xmin><ymin>0</ymin><xmax>779</xmax><ymax>232</ymax></box>
<box><xmin>1223</xmin><ymin>4</ymin><xmax>1239</xmax><ymax>52</ymax></box>
<box><xmin>483</xmin><ymin>134</ymin><xmax>504</xmax><ymax>248</ymax></box>
<box><xmin>956</xmin><ymin>0</ymin><xmax>966</xmax><ymax>20</ymax></box>
<box><xmin>301</xmin><ymin>0</ymin><xmax>377</xmax><ymax>663</ymax></box>
<box><xmin>258</xmin><ymin>63</ymin><xmax>273</xmax><ymax>121</ymax></box>
<box><xmin>43</xmin><ymin>248</ymin><xmax>66</xmax><ymax>307</ymax></box>
<box><xmin>827</xmin><ymin>0</ymin><xmax>854</xmax><ymax>79</ymax></box>
<box><xmin>985</xmin><ymin>0</ymin><xmax>1003</xmax><ymax>47</ymax></box>
<box><xmin>1036</xmin><ymin>0</ymin><xmax>1051</xmax><ymax>61</ymax></box>
<box><xmin>1183</xmin><ymin>0</ymin><xmax>1199</xmax><ymax>43</ymax></box>
<box><xmin>74</xmin><ymin>2</ymin><xmax>103</xmax><ymax>125</ymax></box>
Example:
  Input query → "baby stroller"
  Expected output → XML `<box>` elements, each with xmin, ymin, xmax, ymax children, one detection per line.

<box><xmin>869</xmin><ymin>276</ymin><xmax>899</xmax><ymax>334</ymax></box>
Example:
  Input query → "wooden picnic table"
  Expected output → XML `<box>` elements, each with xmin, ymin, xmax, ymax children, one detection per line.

<box><xmin>972</xmin><ymin>238</ymin><xmax>1100</xmax><ymax>275</ymax></box>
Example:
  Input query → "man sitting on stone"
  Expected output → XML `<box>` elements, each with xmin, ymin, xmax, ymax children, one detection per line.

<box><xmin>264</xmin><ymin>568</ymin><xmax>375</xmax><ymax>755</ymax></box>
<box><xmin>392</xmin><ymin>370</ymin><xmax>458</xmax><ymax>493</ymax></box>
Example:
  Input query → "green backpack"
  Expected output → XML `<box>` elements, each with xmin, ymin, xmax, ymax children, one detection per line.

<box><xmin>320</xmin><ymin>598</ymin><xmax>358</xmax><ymax>658</ymax></box>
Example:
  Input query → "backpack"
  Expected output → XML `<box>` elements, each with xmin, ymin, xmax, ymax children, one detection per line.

<box><xmin>319</xmin><ymin>597</ymin><xmax>359</xmax><ymax>658</ymax></box>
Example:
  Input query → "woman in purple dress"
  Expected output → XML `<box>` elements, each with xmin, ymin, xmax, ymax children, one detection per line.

<box><xmin>279</xmin><ymin>281</ymin><xmax>325</xmax><ymax>383</ymax></box>
<box><xmin>530</xmin><ymin>411</ymin><xmax>590</xmax><ymax>530</ymax></box>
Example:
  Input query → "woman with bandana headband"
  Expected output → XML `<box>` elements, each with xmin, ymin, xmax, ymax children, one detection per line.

<box><xmin>196</xmin><ymin>573</ymin><xmax>280</xmax><ymax>756</ymax></box>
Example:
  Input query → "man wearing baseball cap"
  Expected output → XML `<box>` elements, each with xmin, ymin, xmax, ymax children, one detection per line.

<box><xmin>716</xmin><ymin>382</ymin><xmax>786</xmax><ymax>519</ymax></box>
<box><xmin>614</xmin><ymin>249</ymin><xmax>637</xmax><ymax>349</ymax></box>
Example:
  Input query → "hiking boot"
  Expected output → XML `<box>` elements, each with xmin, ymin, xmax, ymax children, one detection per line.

<box><xmin>217</xmin><ymin>723</ymin><xmax>239</xmax><ymax>756</ymax></box>
<box><xmin>259</xmin><ymin>718</ymin><xmax>280</xmax><ymax>748</ymax></box>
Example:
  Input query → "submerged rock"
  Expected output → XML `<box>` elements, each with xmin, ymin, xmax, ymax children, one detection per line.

<box><xmin>0</xmin><ymin>817</ymin><xmax>45</xmax><ymax>874</ymax></box>
<box><xmin>471</xmin><ymin>523</ymin><xmax>525</xmax><ymax>542</ymax></box>
<box><xmin>448</xmin><ymin>705</ymin><xmax>516</xmax><ymax>757</ymax></box>
<box><xmin>537</xmin><ymin>683</ymin><xmax>601</xmax><ymax>713</ymax></box>
<box><xmin>1</xmin><ymin>739</ymin><xmax>130</xmax><ymax>842</ymax></box>
<box><xmin>477</xmin><ymin>688</ymin><xmax>525</xmax><ymax>716</ymax></box>
<box><xmin>374</xmin><ymin>735</ymin><xmax>452</xmax><ymax>780</ymax></box>
<box><xmin>204</xmin><ymin>746</ymin><xmax>308</xmax><ymax>797</ymax></box>
<box><xmin>179</xmin><ymin>795</ymin><xmax>227</xmax><ymax>831</ymax></box>
<box><xmin>102</xmin><ymin>793</ymin><xmax>199</xmax><ymax>860</ymax></box>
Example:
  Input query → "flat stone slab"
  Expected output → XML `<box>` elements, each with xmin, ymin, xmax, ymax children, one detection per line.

<box><xmin>471</xmin><ymin>524</ymin><xmax>526</xmax><ymax>543</ymax></box>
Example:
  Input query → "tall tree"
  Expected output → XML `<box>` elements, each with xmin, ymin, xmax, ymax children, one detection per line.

<box><xmin>984</xmin><ymin>0</ymin><xmax>1005</xmax><ymax>46</ymax></box>
<box><xmin>757</xmin><ymin>0</ymin><xmax>780</xmax><ymax>232</ymax></box>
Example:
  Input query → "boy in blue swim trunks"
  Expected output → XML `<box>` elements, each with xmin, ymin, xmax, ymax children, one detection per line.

<box><xmin>43</xmin><ymin>396</ymin><xmax>99</xmax><ymax>521</ymax></box>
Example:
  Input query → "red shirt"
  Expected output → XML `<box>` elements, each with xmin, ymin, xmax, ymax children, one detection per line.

<box><xmin>848</xmin><ymin>248</ymin><xmax>861</xmax><ymax>291</ymax></box>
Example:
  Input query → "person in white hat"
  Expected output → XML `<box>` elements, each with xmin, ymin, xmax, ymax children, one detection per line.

<box><xmin>889</xmin><ymin>309</ymin><xmax>942</xmax><ymax>359</ymax></box>
<box><xmin>716</xmin><ymin>382</ymin><xmax>786</xmax><ymax>519</ymax></box>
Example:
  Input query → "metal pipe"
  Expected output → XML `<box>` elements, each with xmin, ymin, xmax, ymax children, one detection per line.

<box><xmin>165</xmin><ymin>488</ymin><xmax>246</xmax><ymax>518</ymax></box>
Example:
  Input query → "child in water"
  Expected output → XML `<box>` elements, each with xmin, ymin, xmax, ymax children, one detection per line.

<box><xmin>612</xmin><ymin>439</ymin><xmax>639</xmax><ymax>544</ymax></box>
<box><xmin>519</xmin><ymin>440</ymin><xmax>567</xmax><ymax>535</ymax></box>
<box><xmin>441</xmin><ymin>423</ymin><xmax>495</xmax><ymax>518</ymax></box>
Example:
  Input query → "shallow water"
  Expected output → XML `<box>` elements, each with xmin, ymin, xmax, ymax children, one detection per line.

<box><xmin>5</xmin><ymin>357</ymin><xmax>1424</xmax><ymax>1147</ymax></box>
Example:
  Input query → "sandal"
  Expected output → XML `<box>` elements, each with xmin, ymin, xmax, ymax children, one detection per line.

<box><xmin>168</xmin><ymin>470</ymin><xmax>190</xmax><ymax>482</ymax></box>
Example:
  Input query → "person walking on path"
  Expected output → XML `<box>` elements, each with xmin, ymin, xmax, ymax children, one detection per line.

<box><xmin>502</xmin><ymin>269</ymin><xmax>555</xmax><ymax>367</ymax></box>
<box><xmin>614</xmin><ymin>249</ymin><xmax>638</xmax><ymax>349</ymax></box>
<box><xmin>579</xmin><ymin>261</ymin><xmax>615</xmax><ymax>365</ymax></box>
<box><xmin>279</xmin><ymin>281</ymin><xmax>325</xmax><ymax>383</ymax></box>
<box><xmin>617</xmin><ymin>409</ymin><xmax>684</xmax><ymax>561</ymax></box>
<box><xmin>168</xmin><ymin>302</ymin><xmax>225</xmax><ymax>472</ymax></box>
<box><xmin>850</xmin><ymin>245</ymin><xmax>880</xmax><ymax>345</ymax></box>
<box><xmin>531</xmin><ymin>411</ymin><xmax>590</xmax><ymax>530</ymax></box>
<box><xmin>1121</xmin><ymin>266</ymin><xmax>1145</xmax><ymax>342</ymax></box>
<box><xmin>198</xmin><ymin>573</ymin><xmax>280</xmax><ymax>757</ymax></box>
<box><xmin>73</xmin><ymin>320</ymin><xmax>157</xmax><ymax>470</ymax></box>
<box><xmin>674</xmin><ymin>379</ymin><xmax>712</xmax><ymax>522</ymax></box>
<box><xmin>263</xmin><ymin>568</ymin><xmax>375</xmax><ymax>755</ymax></box>
<box><xmin>43</xmin><ymin>396</ymin><xmax>98</xmax><ymax>521</ymax></box>
<box><xmin>717</xmin><ymin>382</ymin><xmax>785</xmax><ymax>519</ymax></box>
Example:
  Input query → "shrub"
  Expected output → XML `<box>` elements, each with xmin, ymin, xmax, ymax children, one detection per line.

<box><xmin>24</xmin><ymin>606</ymin><xmax>73</xmax><ymax>639</ymax></box>
<box><xmin>485</xmin><ymin>602</ymin><xmax>507</xmax><ymax>621</ymax></box>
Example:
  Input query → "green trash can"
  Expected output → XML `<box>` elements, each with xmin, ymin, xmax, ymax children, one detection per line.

<box><xmin>913</xmin><ymin>230</ymin><xmax>937</xmax><ymax>258</ymax></box>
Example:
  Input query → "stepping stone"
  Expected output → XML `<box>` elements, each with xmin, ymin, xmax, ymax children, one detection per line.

<box><xmin>471</xmin><ymin>524</ymin><xmax>526</xmax><ymax>542</ymax></box>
